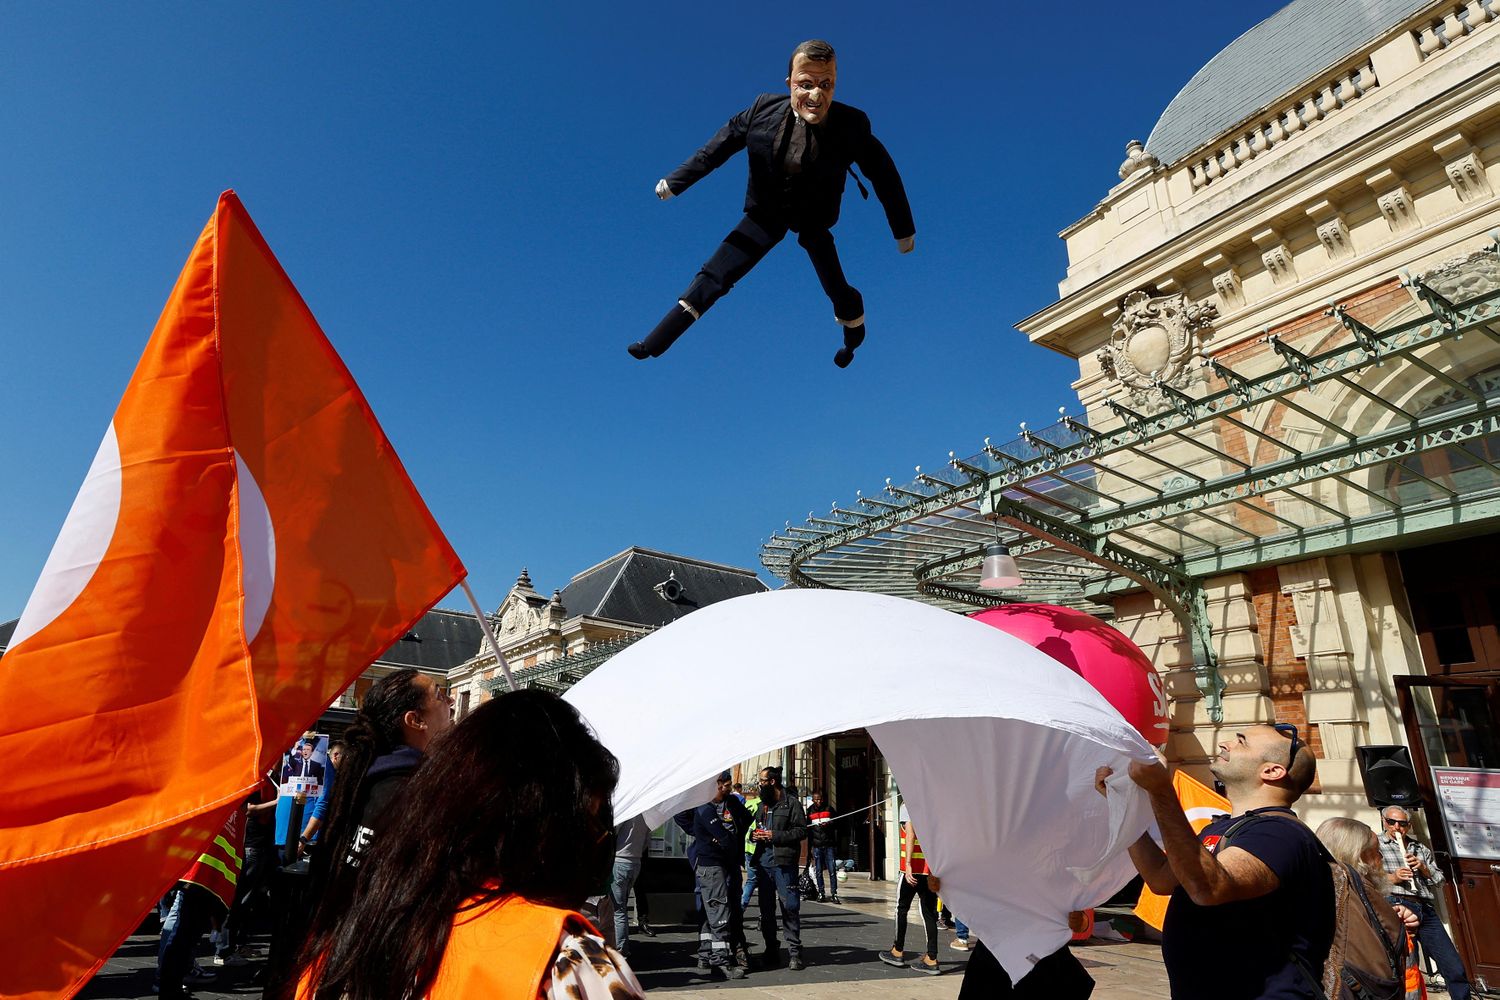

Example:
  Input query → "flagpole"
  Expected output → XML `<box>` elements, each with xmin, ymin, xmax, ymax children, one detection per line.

<box><xmin>460</xmin><ymin>578</ymin><xmax>517</xmax><ymax>692</ymax></box>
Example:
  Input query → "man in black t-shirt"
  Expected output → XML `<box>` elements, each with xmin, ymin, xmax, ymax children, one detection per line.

<box><xmin>1097</xmin><ymin>723</ymin><xmax>1334</xmax><ymax>999</ymax></box>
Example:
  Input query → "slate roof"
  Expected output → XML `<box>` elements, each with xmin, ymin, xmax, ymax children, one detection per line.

<box><xmin>1145</xmin><ymin>0</ymin><xmax>1438</xmax><ymax>165</ymax></box>
<box><xmin>374</xmin><ymin>607</ymin><xmax>484</xmax><ymax>672</ymax></box>
<box><xmin>558</xmin><ymin>547</ymin><xmax>767</xmax><ymax>627</ymax></box>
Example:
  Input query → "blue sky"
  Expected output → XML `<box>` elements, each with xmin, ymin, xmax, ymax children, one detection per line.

<box><xmin>0</xmin><ymin>2</ymin><xmax>1287</xmax><ymax>616</ymax></box>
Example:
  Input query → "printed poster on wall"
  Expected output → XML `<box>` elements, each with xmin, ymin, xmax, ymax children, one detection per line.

<box><xmin>1432</xmin><ymin>766</ymin><xmax>1500</xmax><ymax>861</ymax></box>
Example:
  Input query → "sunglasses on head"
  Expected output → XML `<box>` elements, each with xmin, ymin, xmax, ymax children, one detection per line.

<box><xmin>1272</xmin><ymin>722</ymin><xmax>1301</xmax><ymax>772</ymax></box>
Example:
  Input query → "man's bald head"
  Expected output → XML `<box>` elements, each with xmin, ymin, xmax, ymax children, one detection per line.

<box><xmin>1209</xmin><ymin>724</ymin><xmax>1316</xmax><ymax>801</ymax></box>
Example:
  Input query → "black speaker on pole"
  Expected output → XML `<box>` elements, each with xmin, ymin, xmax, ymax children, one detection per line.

<box><xmin>1356</xmin><ymin>745</ymin><xmax>1422</xmax><ymax>808</ymax></box>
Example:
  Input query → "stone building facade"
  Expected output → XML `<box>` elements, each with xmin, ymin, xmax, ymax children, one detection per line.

<box><xmin>760</xmin><ymin>0</ymin><xmax>1500</xmax><ymax>964</ymax></box>
<box><xmin>448</xmin><ymin>547</ymin><xmax>768</xmax><ymax>715</ymax></box>
<box><xmin>1016</xmin><ymin>0</ymin><xmax>1500</xmax><ymax>827</ymax></box>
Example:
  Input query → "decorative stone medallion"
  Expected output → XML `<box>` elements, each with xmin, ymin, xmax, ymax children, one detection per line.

<box><xmin>1097</xmin><ymin>290</ymin><xmax>1218</xmax><ymax>405</ymax></box>
<box><xmin>1419</xmin><ymin>249</ymin><xmax>1500</xmax><ymax>301</ymax></box>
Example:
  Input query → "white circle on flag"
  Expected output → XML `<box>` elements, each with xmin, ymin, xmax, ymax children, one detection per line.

<box><xmin>10</xmin><ymin>423</ymin><xmax>124</xmax><ymax>650</ymax></box>
<box><xmin>236</xmin><ymin>450</ymin><xmax>276</xmax><ymax>643</ymax></box>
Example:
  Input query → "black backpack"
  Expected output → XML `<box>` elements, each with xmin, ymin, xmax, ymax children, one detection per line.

<box><xmin>1218</xmin><ymin>813</ymin><xmax>1407</xmax><ymax>1000</ymax></box>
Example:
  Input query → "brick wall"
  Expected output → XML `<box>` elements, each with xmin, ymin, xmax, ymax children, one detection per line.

<box><xmin>1247</xmin><ymin>567</ymin><xmax>1326</xmax><ymax>759</ymax></box>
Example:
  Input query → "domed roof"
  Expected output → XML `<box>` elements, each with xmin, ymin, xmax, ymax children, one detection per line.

<box><xmin>1145</xmin><ymin>0</ymin><xmax>1436</xmax><ymax>166</ymax></box>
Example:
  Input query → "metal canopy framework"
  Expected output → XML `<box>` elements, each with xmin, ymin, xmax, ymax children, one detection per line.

<box><xmin>760</xmin><ymin>246</ymin><xmax>1500</xmax><ymax>723</ymax></box>
<box><xmin>480</xmin><ymin>632</ymin><xmax>649</xmax><ymax>696</ymax></box>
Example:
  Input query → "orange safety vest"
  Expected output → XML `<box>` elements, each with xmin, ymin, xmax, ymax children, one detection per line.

<box><xmin>179</xmin><ymin>806</ymin><xmax>245</xmax><ymax>910</ymax></box>
<box><xmin>296</xmin><ymin>895</ymin><xmax>591</xmax><ymax>1000</ymax></box>
<box><xmin>899</xmin><ymin>823</ymin><xmax>929</xmax><ymax>876</ymax></box>
<box><xmin>1404</xmin><ymin>931</ymin><xmax>1426</xmax><ymax>999</ymax></box>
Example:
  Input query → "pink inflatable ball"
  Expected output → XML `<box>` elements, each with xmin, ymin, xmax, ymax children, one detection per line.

<box><xmin>968</xmin><ymin>604</ymin><xmax>1168</xmax><ymax>747</ymax></box>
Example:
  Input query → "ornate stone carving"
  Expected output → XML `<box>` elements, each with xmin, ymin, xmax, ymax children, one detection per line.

<box><xmin>1118</xmin><ymin>139</ymin><xmax>1160</xmax><ymax>182</ymax></box>
<box><xmin>1434</xmin><ymin>134</ymin><xmax>1491</xmax><ymax>203</ymax></box>
<box><xmin>1368</xmin><ymin>169</ymin><xmax>1419</xmax><ymax>234</ymax></box>
<box><xmin>1377</xmin><ymin>187</ymin><xmax>1417</xmax><ymax>232</ymax></box>
<box><xmin>1316</xmin><ymin>217</ymin><xmax>1353</xmax><ymax>260</ymax></box>
<box><xmin>1446</xmin><ymin>155</ymin><xmax>1490</xmax><ymax>201</ymax></box>
<box><xmin>1418</xmin><ymin>249</ymin><xmax>1500</xmax><ymax>300</ymax></box>
<box><xmin>1212</xmin><ymin>270</ymin><xmax>1243</xmax><ymax>306</ymax></box>
<box><xmin>1263</xmin><ymin>246</ymin><xmax>1293</xmax><ymax>284</ymax></box>
<box><xmin>1095</xmin><ymin>290</ymin><xmax>1218</xmax><ymax>405</ymax></box>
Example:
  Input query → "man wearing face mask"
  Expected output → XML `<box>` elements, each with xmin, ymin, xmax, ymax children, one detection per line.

<box><xmin>749</xmin><ymin>766</ymin><xmax>809</xmax><ymax>971</ymax></box>
<box><xmin>675</xmin><ymin>771</ymin><xmax>754</xmax><ymax>980</ymax></box>
<box><xmin>631</xmin><ymin>38</ymin><xmax>915</xmax><ymax>369</ymax></box>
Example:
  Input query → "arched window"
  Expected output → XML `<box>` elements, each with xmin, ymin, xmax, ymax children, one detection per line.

<box><xmin>1384</xmin><ymin>365</ymin><xmax>1500</xmax><ymax>505</ymax></box>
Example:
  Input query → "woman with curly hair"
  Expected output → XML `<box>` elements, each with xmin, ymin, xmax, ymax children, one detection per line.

<box><xmin>296</xmin><ymin>688</ymin><xmax>642</xmax><ymax>1000</ymax></box>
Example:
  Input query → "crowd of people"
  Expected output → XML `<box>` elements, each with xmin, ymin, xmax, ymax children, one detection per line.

<box><xmin>147</xmin><ymin>679</ymin><xmax>1476</xmax><ymax>1000</ymax></box>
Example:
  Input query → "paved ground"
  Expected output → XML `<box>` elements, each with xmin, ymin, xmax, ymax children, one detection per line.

<box><xmin>80</xmin><ymin>879</ymin><xmax>1172</xmax><ymax>998</ymax></box>
<box><xmin>630</xmin><ymin>880</ymin><xmax>1171</xmax><ymax>999</ymax></box>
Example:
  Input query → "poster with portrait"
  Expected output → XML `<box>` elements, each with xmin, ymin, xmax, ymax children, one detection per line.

<box><xmin>276</xmin><ymin>733</ymin><xmax>330</xmax><ymax>799</ymax></box>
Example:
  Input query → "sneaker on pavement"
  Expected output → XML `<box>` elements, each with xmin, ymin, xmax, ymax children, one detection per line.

<box><xmin>213</xmin><ymin>953</ymin><xmax>250</xmax><ymax>967</ymax></box>
<box><xmin>236</xmin><ymin>944</ymin><xmax>265</xmax><ymax>959</ymax></box>
<box><xmin>878</xmin><ymin>949</ymin><xmax>907</xmax><ymax>968</ymax></box>
<box><xmin>724</xmin><ymin>965</ymin><xmax>748</xmax><ymax>980</ymax></box>
<box><xmin>788</xmin><ymin>955</ymin><xmax>806</xmax><ymax>971</ymax></box>
<box><xmin>695</xmin><ymin>957</ymin><xmax>710</xmax><ymax>972</ymax></box>
<box><xmin>184</xmin><ymin>966</ymin><xmax>217</xmax><ymax>984</ymax></box>
<box><xmin>911</xmin><ymin>958</ymin><xmax>942</xmax><ymax>975</ymax></box>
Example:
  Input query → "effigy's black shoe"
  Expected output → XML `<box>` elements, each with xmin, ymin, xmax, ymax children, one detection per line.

<box><xmin>834</xmin><ymin>322</ymin><xmax>866</xmax><ymax>368</ymax></box>
<box><xmin>632</xmin><ymin>302</ymin><xmax>697</xmax><ymax>359</ymax></box>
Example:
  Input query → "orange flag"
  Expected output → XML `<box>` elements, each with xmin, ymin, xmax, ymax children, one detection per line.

<box><xmin>0</xmin><ymin>191</ymin><xmax>465</xmax><ymax>999</ymax></box>
<box><xmin>1133</xmin><ymin>769</ymin><xmax>1230</xmax><ymax>931</ymax></box>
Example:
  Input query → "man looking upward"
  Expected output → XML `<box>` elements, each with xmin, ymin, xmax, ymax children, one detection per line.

<box><xmin>1098</xmin><ymin>724</ymin><xmax>1334</xmax><ymax>999</ymax></box>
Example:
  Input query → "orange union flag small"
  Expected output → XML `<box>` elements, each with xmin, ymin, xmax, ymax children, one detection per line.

<box><xmin>0</xmin><ymin>192</ymin><xmax>465</xmax><ymax>998</ymax></box>
<box><xmin>1134</xmin><ymin>768</ymin><xmax>1230</xmax><ymax>930</ymax></box>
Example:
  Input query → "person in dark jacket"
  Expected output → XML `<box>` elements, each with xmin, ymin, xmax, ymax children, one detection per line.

<box><xmin>806</xmin><ymin>788</ymin><xmax>841</xmax><ymax>903</ymax></box>
<box><xmin>630</xmin><ymin>38</ymin><xmax>914</xmax><ymax>369</ymax></box>
<box><xmin>282</xmin><ymin>670</ymin><xmax>452</xmax><ymax>998</ymax></box>
<box><xmin>675</xmin><ymin>771</ymin><xmax>754</xmax><ymax>979</ymax></box>
<box><xmin>749</xmin><ymin>766</ymin><xmax>809</xmax><ymax>970</ymax></box>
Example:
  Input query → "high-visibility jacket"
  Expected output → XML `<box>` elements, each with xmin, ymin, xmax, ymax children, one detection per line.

<box><xmin>1405</xmin><ymin>931</ymin><xmax>1426</xmax><ymax>999</ymax></box>
<box><xmin>296</xmin><ymin>895</ymin><xmax>588</xmax><ymax>1000</ymax></box>
<box><xmin>742</xmin><ymin>796</ymin><xmax>761</xmax><ymax>853</ymax></box>
<box><xmin>179</xmin><ymin>806</ymin><xmax>245</xmax><ymax>909</ymax></box>
<box><xmin>430</xmin><ymin>896</ymin><xmax>590</xmax><ymax>998</ymax></box>
<box><xmin>899</xmin><ymin>822</ymin><xmax>929</xmax><ymax>876</ymax></box>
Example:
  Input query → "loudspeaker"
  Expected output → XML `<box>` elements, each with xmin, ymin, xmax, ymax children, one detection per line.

<box><xmin>1356</xmin><ymin>745</ymin><xmax>1422</xmax><ymax>808</ymax></box>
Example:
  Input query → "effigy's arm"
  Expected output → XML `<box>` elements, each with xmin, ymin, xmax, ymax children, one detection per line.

<box><xmin>658</xmin><ymin>99</ymin><xmax>756</xmax><ymax>198</ymax></box>
<box><xmin>855</xmin><ymin>130</ymin><xmax>914</xmax><ymax>245</ymax></box>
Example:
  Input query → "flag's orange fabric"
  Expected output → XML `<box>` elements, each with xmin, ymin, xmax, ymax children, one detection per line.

<box><xmin>1133</xmin><ymin>769</ymin><xmax>1230</xmax><ymax>931</ymax></box>
<box><xmin>0</xmin><ymin>191</ymin><xmax>465</xmax><ymax>999</ymax></box>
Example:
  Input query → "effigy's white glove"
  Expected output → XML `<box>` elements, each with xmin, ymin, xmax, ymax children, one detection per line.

<box><xmin>897</xmin><ymin>235</ymin><xmax>915</xmax><ymax>254</ymax></box>
<box><xmin>656</xmin><ymin>179</ymin><xmax>674</xmax><ymax>201</ymax></box>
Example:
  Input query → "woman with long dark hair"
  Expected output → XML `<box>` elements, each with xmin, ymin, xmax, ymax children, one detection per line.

<box><xmin>271</xmin><ymin>669</ymin><xmax>452</xmax><ymax>996</ymax></box>
<box><xmin>296</xmin><ymin>688</ymin><xmax>642</xmax><ymax>1000</ymax></box>
<box><xmin>310</xmin><ymin>669</ymin><xmax>451</xmax><ymax>901</ymax></box>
